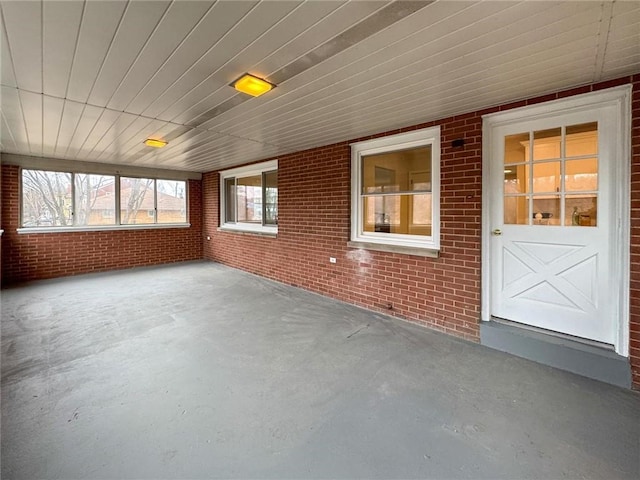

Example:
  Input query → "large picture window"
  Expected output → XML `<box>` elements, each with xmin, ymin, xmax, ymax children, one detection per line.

<box><xmin>219</xmin><ymin>160</ymin><xmax>278</xmax><ymax>234</ymax></box>
<box><xmin>21</xmin><ymin>168</ymin><xmax>187</xmax><ymax>230</ymax></box>
<box><xmin>350</xmin><ymin>127</ymin><xmax>440</xmax><ymax>252</ymax></box>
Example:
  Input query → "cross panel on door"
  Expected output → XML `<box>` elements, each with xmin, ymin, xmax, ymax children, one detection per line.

<box><xmin>498</xmin><ymin>238</ymin><xmax>601</xmax><ymax>339</ymax></box>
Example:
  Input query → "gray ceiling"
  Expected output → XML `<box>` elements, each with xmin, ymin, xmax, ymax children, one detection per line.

<box><xmin>1</xmin><ymin>0</ymin><xmax>638</xmax><ymax>173</ymax></box>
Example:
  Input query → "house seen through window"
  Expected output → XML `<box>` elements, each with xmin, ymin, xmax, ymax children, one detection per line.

<box><xmin>21</xmin><ymin>169</ymin><xmax>187</xmax><ymax>228</ymax></box>
<box><xmin>220</xmin><ymin>160</ymin><xmax>278</xmax><ymax>234</ymax></box>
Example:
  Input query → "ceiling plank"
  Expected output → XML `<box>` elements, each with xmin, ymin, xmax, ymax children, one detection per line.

<box><xmin>43</xmin><ymin>0</ymin><xmax>84</xmax><ymax>98</ymax></box>
<box><xmin>110</xmin><ymin>120</ymin><xmax>191</xmax><ymax>166</ymax></box>
<box><xmin>66</xmin><ymin>0</ymin><xmax>128</xmax><ymax>103</ymax></box>
<box><xmin>55</xmin><ymin>99</ymin><xmax>85</xmax><ymax>158</ymax></box>
<box><xmin>65</xmin><ymin>104</ymin><xmax>105</xmax><ymax>159</ymax></box>
<box><xmin>1</xmin><ymin>110</ymin><xmax>18</xmax><ymax>152</ymax></box>
<box><xmin>1</xmin><ymin>0</ymin><xmax>42</xmax><ymax>92</ymax></box>
<box><xmin>94</xmin><ymin>116</ymin><xmax>165</xmax><ymax>163</ymax></box>
<box><xmin>0</xmin><ymin>8</ymin><xmax>17</xmax><ymax>88</ymax></box>
<box><xmin>105</xmin><ymin>1</ymin><xmax>215</xmax><ymax>112</ymax></box>
<box><xmin>76</xmin><ymin>108</ymin><xmax>126</xmax><ymax>159</ymax></box>
<box><xmin>123</xmin><ymin>0</ymin><xmax>257</xmax><ymax>116</ymax></box>
<box><xmin>593</xmin><ymin>1</ymin><xmax>614</xmax><ymax>82</ymax></box>
<box><xmin>87</xmin><ymin>0</ymin><xmax>172</xmax><ymax>107</ymax></box>
<box><xmin>84</xmin><ymin>111</ymin><xmax>140</xmax><ymax>161</ymax></box>
<box><xmin>19</xmin><ymin>89</ymin><xmax>43</xmax><ymax>157</ymax></box>
<box><xmin>42</xmin><ymin>95</ymin><xmax>64</xmax><ymax>157</ymax></box>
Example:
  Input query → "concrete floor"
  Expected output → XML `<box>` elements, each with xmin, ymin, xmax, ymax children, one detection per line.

<box><xmin>1</xmin><ymin>261</ymin><xmax>639</xmax><ymax>480</ymax></box>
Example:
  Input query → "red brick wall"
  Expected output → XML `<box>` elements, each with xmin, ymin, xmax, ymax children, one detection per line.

<box><xmin>203</xmin><ymin>75</ymin><xmax>640</xmax><ymax>387</ymax></box>
<box><xmin>1</xmin><ymin>165</ymin><xmax>203</xmax><ymax>283</ymax></box>
<box><xmin>203</xmin><ymin>128</ymin><xmax>482</xmax><ymax>340</ymax></box>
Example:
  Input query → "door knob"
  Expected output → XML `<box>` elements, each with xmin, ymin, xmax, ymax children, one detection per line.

<box><xmin>492</xmin><ymin>229</ymin><xmax>502</xmax><ymax>236</ymax></box>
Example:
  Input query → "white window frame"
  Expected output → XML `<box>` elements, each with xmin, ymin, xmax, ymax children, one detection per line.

<box><xmin>219</xmin><ymin>159</ymin><xmax>278</xmax><ymax>235</ymax></box>
<box><xmin>350</xmin><ymin>126</ymin><xmax>440</xmax><ymax>252</ymax></box>
<box><xmin>18</xmin><ymin>168</ymin><xmax>189</xmax><ymax>233</ymax></box>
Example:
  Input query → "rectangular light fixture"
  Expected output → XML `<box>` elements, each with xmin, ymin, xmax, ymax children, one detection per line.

<box><xmin>144</xmin><ymin>138</ymin><xmax>168</xmax><ymax>148</ymax></box>
<box><xmin>232</xmin><ymin>73</ymin><xmax>275</xmax><ymax>97</ymax></box>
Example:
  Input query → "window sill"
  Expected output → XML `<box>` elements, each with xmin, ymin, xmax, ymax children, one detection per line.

<box><xmin>347</xmin><ymin>241</ymin><xmax>439</xmax><ymax>258</ymax></box>
<box><xmin>17</xmin><ymin>223</ymin><xmax>191</xmax><ymax>234</ymax></box>
<box><xmin>217</xmin><ymin>226</ymin><xmax>277</xmax><ymax>237</ymax></box>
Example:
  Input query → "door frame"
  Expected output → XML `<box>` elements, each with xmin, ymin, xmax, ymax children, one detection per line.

<box><xmin>481</xmin><ymin>85</ymin><xmax>632</xmax><ymax>356</ymax></box>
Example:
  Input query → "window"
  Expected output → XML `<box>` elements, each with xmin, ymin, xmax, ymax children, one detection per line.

<box><xmin>22</xmin><ymin>170</ymin><xmax>73</xmax><ymax>227</ymax></box>
<box><xmin>21</xmin><ymin>169</ymin><xmax>188</xmax><ymax>230</ymax></box>
<box><xmin>157</xmin><ymin>180</ymin><xmax>187</xmax><ymax>223</ymax></box>
<box><xmin>75</xmin><ymin>173</ymin><xmax>116</xmax><ymax>226</ymax></box>
<box><xmin>120</xmin><ymin>177</ymin><xmax>155</xmax><ymax>225</ymax></box>
<box><xmin>350</xmin><ymin>127</ymin><xmax>440</xmax><ymax>251</ymax></box>
<box><xmin>503</xmin><ymin>122</ymin><xmax>599</xmax><ymax>227</ymax></box>
<box><xmin>220</xmin><ymin>160</ymin><xmax>278</xmax><ymax>234</ymax></box>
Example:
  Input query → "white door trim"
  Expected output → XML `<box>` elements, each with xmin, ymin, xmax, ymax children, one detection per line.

<box><xmin>481</xmin><ymin>85</ymin><xmax>632</xmax><ymax>356</ymax></box>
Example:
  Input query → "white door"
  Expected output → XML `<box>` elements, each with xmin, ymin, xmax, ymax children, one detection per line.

<box><xmin>488</xmin><ymin>102</ymin><xmax>620</xmax><ymax>345</ymax></box>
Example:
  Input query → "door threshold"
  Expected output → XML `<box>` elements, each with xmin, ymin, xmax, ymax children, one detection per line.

<box><xmin>480</xmin><ymin>319</ymin><xmax>631</xmax><ymax>389</ymax></box>
<box><xmin>490</xmin><ymin>317</ymin><xmax>615</xmax><ymax>352</ymax></box>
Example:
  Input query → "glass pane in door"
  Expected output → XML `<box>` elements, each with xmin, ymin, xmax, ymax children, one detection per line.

<box><xmin>504</xmin><ymin>165</ymin><xmax>530</xmax><ymax>193</ymax></box>
<box><xmin>504</xmin><ymin>133</ymin><xmax>529</xmax><ymax>164</ymax></box>
<box><xmin>533</xmin><ymin>128</ymin><xmax>561</xmax><ymax>160</ymax></box>
<box><xmin>504</xmin><ymin>196</ymin><xmax>528</xmax><ymax>225</ymax></box>
<box><xmin>566</xmin><ymin>158</ymin><xmax>597</xmax><ymax>191</ymax></box>
<box><xmin>566</xmin><ymin>195</ymin><xmax>597</xmax><ymax>227</ymax></box>
<box><xmin>532</xmin><ymin>162</ymin><xmax>561</xmax><ymax>193</ymax></box>
<box><xmin>532</xmin><ymin>196</ymin><xmax>560</xmax><ymax>225</ymax></box>
<box><xmin>566</xmin><ymin>122</ymin><xmax>598</xmax><ymax>157</ymax></box>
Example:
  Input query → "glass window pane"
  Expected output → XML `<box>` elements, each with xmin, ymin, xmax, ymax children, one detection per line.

<box><xmin>533</xmin><ymin>128</ymin><xmax>561</xmax><ymax>161</ymax></box>
<box><xmin>565</xmin><ymin>158</ymin><xmax>597</xmax><ymax>192</ymax></box>
<box><xmin>504</xmin><ymin>196</ymin><xmax>529</xmax><ymax>225</ymax></box>
<box><xmin>362</xmin><ymin>146</ymin><xmax>431</xmax><ymax>194</ymax></box>
<box><xmin>157</xmin><ymin>180</ymin><xmax>186</xmax><ymax>223</ymax></box>
<box><xmin>533</xmin><ymin>195</ymin><xmax>560</xmax><ymax>225</ymax></box>
<box><xmin>225</xmin><ymin>178</ymin><xmax>236</xmax><ymax>223</ymax></box>
<box><xmin>263</xmin><ymin>171</ymin><xmax>277</xmax><ymax>225</ymax></box>
<box><xmin>566</xmin><ymin>195</ymin><xmax>597</xmax><ymax>227</ymax></box>
<box><xmin>566</xmin><ymin>122</ymin><xmax>597</xmax><ymax>157</ymax></box>
<box><xmin>504</xmin><ymin>164</ymin><xmax>530</xmax><ymax>193</ymax></box>
<box><xmin>236</xmin><ymin>175</ymin><xmax>262</xmax><ymax>224</ymax></box>
<box><xmin>74</xmin><ymin>174</ymin><xmax>116</xmax><ymax>226</ymax></box>
<box><xmin>504</xmin><ymin>133</ymin><xmax>529</xmax><ymax>165</ymax></box>
<box><xmin>532</xmin><ymin>162</ymin><xmax>560</xmax><ymax>193</ymax></box>
<box><xmin>121</xmin><ymin>177</ymin><xmax>154</xmax><ymax>224</ymax></box>
<box><xmin>363</xmin><ymin>194</ymin><xmax>431</xmax><ymax>236</ymax></box>
<box><xmin>410</xmin><ymin>171</ymin><xmax>430</xmax><ymax>192</ymax></box>
<box><xmin>21</xmin><ymin>169</ymin><xmax>72</xmax><ymax>226</ymax></box>
<box><xmin>411</xmin><ymin>193</ymin><xmax>432</xmax><ymax>232</ymax></box>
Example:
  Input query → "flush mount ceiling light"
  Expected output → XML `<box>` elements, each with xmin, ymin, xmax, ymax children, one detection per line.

<box><xmin>144</xmin><ymin>138</ymin><xmax>168</xmax><ymax>148</ymax></box>
<box><xmin>232</xmin><ymin>73</ymin><xmax>275</xmax><ymax>97</ymax></box>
